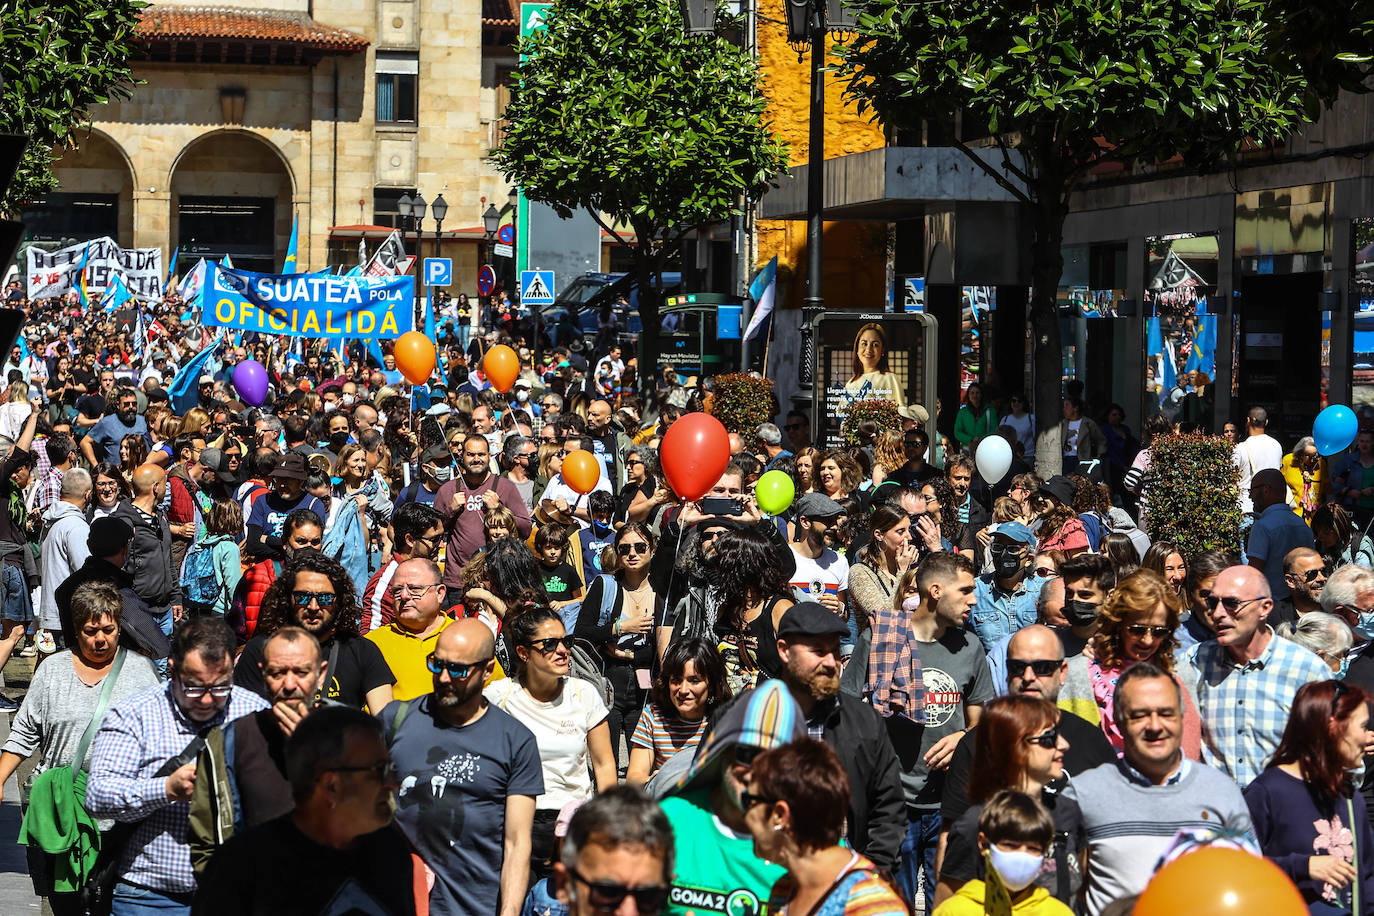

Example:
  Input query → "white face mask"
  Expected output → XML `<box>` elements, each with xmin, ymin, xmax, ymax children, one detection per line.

<box><xmin>323</xmin><ymin>401</ymin><xmax>337</xmax><ymax>412</ymax></box>
<box><xmin>342</xmin><ymin>393</ymin><xmax>355</xmax><ymax>406</ymax></box>
<box><xmin>986</xmin><ymin>844</ymin><xmax>1045</xmax><ymax>892</ymax></box>
<box><xmin>516</xmin><ymin>389</ymin><xmax>529</xmax><ymax>401</ymax></box>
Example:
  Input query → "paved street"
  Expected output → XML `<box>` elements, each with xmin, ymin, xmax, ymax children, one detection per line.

<box><xmin>0</xmin><ymin>656</ymin><xmax>40</xmax><ymax>916</ymax></box>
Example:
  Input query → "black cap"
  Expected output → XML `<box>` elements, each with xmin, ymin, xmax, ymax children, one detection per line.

<box><xmin>271</xmin><ymin>453</ymin><xmax>308</xmax><ymax>480</ymax></box>
<box><xmin>1038</xmin><ymin>475</ymin><xmax>1076</xmax><ymax>506</ymax></box>
<box><xmin>87</xmin><ymin>517</ymin><xmax>134</xmax><ymax>557</ymax></box>
<box><xmin>776</xmin><ymin>601</ymin><xmax>849</xmax><ymax>640</ymax></box>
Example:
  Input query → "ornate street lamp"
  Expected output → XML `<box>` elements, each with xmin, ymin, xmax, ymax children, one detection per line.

<box><xmin>432</xmin><ymin>194</ymin><xmax>448</xmax><ymax>257</ymax></box>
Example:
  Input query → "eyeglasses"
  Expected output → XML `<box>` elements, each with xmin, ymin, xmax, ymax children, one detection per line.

<box><xmin>738</xmin><ymin>791</ymin><xmax>774</xmax><ymax>811</ymax></box>
<box><xmin>1034</xmin><ymin>567</ymin><xmax>1057</xmax><ymax>578</ymax></box>
<box><xmin>1024</xmin><ymin>727</ymin><xmax>1060</xmax><ymax>749</ymax></box>
<box><xmin>427</xmin><ymin>654</ymin><xmax>493</xmax><ymax>679</ymax></box>
<box><xmin>1203</xmin><ymin>595</ymin><xmax>1266</xmax><ymax>614</ymax></box>
<box><xmin>1007</xmin><ymin>658</ymin><xmax>1061</xmax><ymax>678</ymax></box>
<box><xmin>389</xmin><ymin>582</ymin><xmax>440</xmax><ymax>600</ymax></box>
<box><xmin>525</xmin><ymin>635</ymin><xmax>572</xmax><ymax>654</ymax></box>
<box><xmin>1125</xmin><ymin>624</ymin><xmax>1171</xmax><ymax>638</ymax></box>
<box><xmin>292</xmin><ymin>590</ymin><xmax>337</xmax><ymax>608</ymax></box>
<box><xmin>733</xmin><ymin>744</ymin><xmax>763</xmax><ymax>767</ymax></box>
<box><xmin>1300</xmin><ymin>566</ymin><xmax>1331</xmax><ymax>583</ymax></box>
<box><xmin>178</xmin><ymin>678</ymin><xmax>233</xmax><ymax>699</ymax></box>
<box><xmin>616</xmin><ymin>542</ymin><xmax>650</xmax><ymax>556</ymax></box>
<box><xmin>327</xmin><ymin>760</ymin><xmax>398</xmax><ymax>782</ymax></box>
<box><xmin>570</xmin><ymin>869</ymin><xmax>670</xmax><ymax>915</ymax></box>
<box><xmin>625</xmin><ymin>458</ymin><xmax>643</xmax><ymax>467</ymax></box>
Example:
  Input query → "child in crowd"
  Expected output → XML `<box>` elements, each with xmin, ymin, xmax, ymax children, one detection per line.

<box><xmin>577</xmin><ymin>490</ymin><xmax>617</xmax><ymax>585</ymax></box>
<box><xmin>535</xmin><ymin>523</ymin><xmax>583</xmax><ymax>610</ymax></box>
<box><xmin>482</xmin><ymin>505</ymin><xmax>518</xmax><ymax>545</ymax></box>
<box><xmin>625</xmin><ymin>638</ymin><xmax>731</xmax><ymax>788</ymax></box>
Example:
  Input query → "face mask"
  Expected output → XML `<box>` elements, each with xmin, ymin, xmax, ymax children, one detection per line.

<box><xmin>986</xmin><ymin>845</ymin><xmax>1044</xmax><ymax>892</ymax></box>
<box><xmin>990</xmin><ymin>547</ymin><xmax>1025</xmax><ymax>580</ymax></box>
<box><xmin>1353</xmin><ymin>610</ymin><xmax>1374</xmax><ymax>642</ymax></box>
<box><xmin>902</xmin><ymin>595</ymin><xmax>921</xmax><ymax>613</ymax></box>
<box><xmin>431</xmin><ymin>464</ymin><xmax>454</xmax><ymax>483</ymax></box>
<box><xmin>329</xmin><ymin>432</ymin><xmax>350</xmax><ymax>451</ymax></box>
<box><xmin>1336</xmin><ymin>653</ymin><xmax>1352</xmax><ymax>681</ymax></box>
<box><xmin>1063</xmin><ymin>599</ymin><xmax>1100</xmax><ymax>627</ymax></box>
<box><xmin>341</xmin><ymin>393</ymin><xmax>355</xmax><ymax>406</ymax></box>
<box><xmin>323</xmin><ymin>401</ymin><xmax>337</xmax><ymax>412</ymax></box>
<box><xmin>516</xmin><ymin>389</ymin><xmax>529</xmax><ymax>401</ymax></box>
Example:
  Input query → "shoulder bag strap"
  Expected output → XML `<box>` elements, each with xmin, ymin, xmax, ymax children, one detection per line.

<box><xmin>74</xmin><ymin>647</ymin><xmax>127</xmax><ymax>770</ymax></box>
<box><xmin>386</xmin><ymin>698</ymin><xmax>414</xmax><ymax>747</ymax></box>
<box><xmin>313</xmin><ymin>641</ymin><xmax>341</xmax><ymax>705</ymax></box>
<box><xmin>1349</xmin><ymin>794</ymin><xmax>1361</xmax><ymax>916</ymax></box>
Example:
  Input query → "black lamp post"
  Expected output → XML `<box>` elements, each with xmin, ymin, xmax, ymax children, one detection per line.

<box><xmin>432</xmin><ymin>194</ymin><xmax>448</xmax><ymax>258</ymax></box>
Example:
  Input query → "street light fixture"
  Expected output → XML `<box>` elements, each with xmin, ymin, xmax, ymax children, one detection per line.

<box><xmin>482</xmin><ymin>204</ymin><xmax>501</xmax><ymax>238</ymax></box>
<box><xmin>396</xmin><ymin>192</ymin><xmax>413</xmax><ymax>219</ymax></box>
<box><xmin>432</xmin><ymin>193</ymin><xmax>448</xmax><ymax>258</ymax></box>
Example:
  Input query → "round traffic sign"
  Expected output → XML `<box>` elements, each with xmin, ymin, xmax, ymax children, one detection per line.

<box><xmin>477</xmin><ymin>265</ymin><xmax>497</xmax><ymax>297</ymax></box>
<box><xmin>498</xmin><ymin>224</ymin><xmax>515</xmax><ymax>246</ymax></box>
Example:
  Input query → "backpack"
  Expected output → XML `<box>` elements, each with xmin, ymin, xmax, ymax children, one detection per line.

<box><xmin>180</xmin><ymin>542</ymin><xmax>220</xmax><ymax>615</ymax></box>
<box><xmin>568</xmin><ymin>638</ymin><xmax>614</xmax><ymax>708</ymax></box>
<box><xmin>558</xmin><ymin>574</ymin><xmax>618</xmax><ymax>634</ymax></box>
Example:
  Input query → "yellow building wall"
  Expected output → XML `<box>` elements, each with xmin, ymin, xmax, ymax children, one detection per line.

<box><xmin>756</xmin><ymin>0</ymin><xmax>888</xmax><ymax>312</ymax></box>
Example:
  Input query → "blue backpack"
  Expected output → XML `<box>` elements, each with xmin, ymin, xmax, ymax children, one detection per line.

<box><xmin>558</xmin><ymin>574</ymin><xmax>618</xmax><ymax>634</ymax></box>
<box><xmin>180</xmin><ymin>543</ymin><xmax>220</xmax><ymax>615</ymax></box>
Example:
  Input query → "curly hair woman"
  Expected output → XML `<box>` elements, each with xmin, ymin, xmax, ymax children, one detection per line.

<box><xmin>1087</xmin><ymin>568</ymin><xmax>1200</xmax><ymax>757</ymax></box>
<box><xmin>243</xmin><ymin>551</ymin><xmax>394</xmax><ymax>711</ymax></box>
<box><xmin>711</xmin><ymin>526</ymin><xmax>796</xmax><ymax>693</ymax></box>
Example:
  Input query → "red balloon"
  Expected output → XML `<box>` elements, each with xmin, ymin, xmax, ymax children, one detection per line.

<box><xmin>562</xmin><ymin>449</ymin><xmax>601</xmax><ymax>495</ymax></box>
<box><xmin>660</xmin><ymin>413</ymin><xmax>731</xmax><ymax>502</ymax></box>
<box><xmin>1135</xmin><ymin>847</ymin><xmax>1305</xmax><ymax>916</ymax></box>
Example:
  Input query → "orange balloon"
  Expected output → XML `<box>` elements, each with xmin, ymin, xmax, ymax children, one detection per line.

<box><xmin>393</xmin><ymin>331</ymin><xmax>436</xmax><ymax>385</ymax></box>
<box><xmin>1135</xmin><ymin>847</ymin><xmax>1305</xmax><ymax>916</ymax></box>
<box><xmin>483</xmin><ymin>344</ymin><xmax>521</xmax><ymax>393</ymax></box>
<box><xmin>562</xmin><ymin>449</ymin><xmax>601</xmax><ymax>495</ymax></box>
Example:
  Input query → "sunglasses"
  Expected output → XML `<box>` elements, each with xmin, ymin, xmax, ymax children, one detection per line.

<box><xmin>739</xmin><ymin>790</ymin><xmax>774</xmax><ymax>811</ymax></box>
<box><xmin>783</xmin><ymin>423</ymin><xmax>804</xmax><ymax>432</ymax></box>
<box><xmin>178</xmin><ymin>678</ymin><xmax>233</xmax><ymax>699</ymax></box>
<box><xmin>1007</xmin><ymin>658</ymin><xmax>1060</xmax><ymax>678</ymax></box>
<box><xmin>1034</xmin><ymin>567</ymin><xmax>1057</xmax><ymax>578</ymax></box>
<box><xmin>1300</xmin><ymin>567</ymin><xmax>1331</xmax><ymax>583</ymax></box>
<box><xmin>292</xmin><ymin>590</ymin><xmax>337</xmax><ymax>608</ymax></box>
<box><xmin>328</xmin><ymin>759</ymin><xmax>398</xmax><ymax>782</ymax></box>
<box><xmin>616</xmin><ymin>542</ymin><xmax>650</xmax><ymax>556</ymax></box>
<box><xmin>733</xmin><ymin>745</ymin><xmax>763</xmax><ymax>767</ymax></box>
<box><xmin>1125</xmin><ymin>624</ymin><xmax>1171</xmax><ymax>638</ymax></box>
<box><xmin>1024</xmin><ymin>727</ymin><xmax>1060</xmax><ymax>749</ymax></box>
<box><xmin>1203</xmin><ymin>595</ymin><xmax>1265</xmax><ymax>614</ymax></box>
<box><xmin>570</xmin><ymin>869</ymin><xmax>670</xmax><ymax>915</ymax></box>
<box><xmin>525</xmin><ymin>635</ymin><xmax>572</xmax><ymax>654</ymax></box>
<box><xmin>427</xmin><ymin>654</ymin><xmax>493</xmax><ymax>679</ymax></box>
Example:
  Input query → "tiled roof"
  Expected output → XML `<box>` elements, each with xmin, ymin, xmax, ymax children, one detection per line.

<box><xmin>482</xmin><ymin>0</ymin><xmax>516</xmax><ymax>28</ymax></box>
<box><xmin>137</xmin><ymin>6</ymin><xmax>369</xmax><ymax>52</ymax></box>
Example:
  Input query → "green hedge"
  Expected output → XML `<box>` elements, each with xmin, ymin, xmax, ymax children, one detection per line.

<box><xmin>1143</xmin><ymin>432</ymin><xmax>1242</xmax><ymax>557</ymax></box>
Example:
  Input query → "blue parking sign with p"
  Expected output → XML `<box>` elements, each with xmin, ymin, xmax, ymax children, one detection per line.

<box><xmin>425</xmin><ymin>258</ymin><xmax>452</xmax><ymax>286</ymax></box>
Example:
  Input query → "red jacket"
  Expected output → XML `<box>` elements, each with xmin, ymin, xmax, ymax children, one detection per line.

<box><xmin>229</xmin><ymin>556</ymin><xmax>278</xmax><ymax>642</ymax></box>
<box><xmin>360</xmin><ymin>559</ymin><xmax>399</xmax><ymax>635</ymax></box>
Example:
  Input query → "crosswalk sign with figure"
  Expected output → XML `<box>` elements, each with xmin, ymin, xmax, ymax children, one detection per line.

<box><xmin>521</xmin><ymin>270</ymin><xmax>555</xmax><ymax>305</ymax></box>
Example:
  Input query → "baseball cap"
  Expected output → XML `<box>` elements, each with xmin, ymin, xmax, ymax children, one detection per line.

<box><xmin>199</xmin><ymin>375</ymin><xmax>215</xmax><ymax>386</ymax></box>
<box><xmin>420</xmin><ymin>444</ymin><xmax>453</xmax><ymax>465</ymax></box>
<box><xmin>776</xmin><ymin>602</ymin><xmax>849</xmax><ymax>640</ymax></box>
<box><xmin>991</xmin><ymin>521</ymin><xmax>1036</xmax><ymax>547</ymax></box>
<box><xmin>1038</xmin><ymin>475</ymin><xmax>1077</xmax><ymax>506</ymax></box>
<box><xmin>513</xmin><ymin>377</ymin><xmax>533</xmax><ymax>390</ymax></box>
<box><xmin>898</xmin><ymin>404</ymin><xmax>930</xmax><ymax>425</ymax></box>
<box><xmin>796</xmin><ymin>492</ymin><xmax>845</xmax><ymax>519</ymax></box>
<box><xmin>271</xmin><ymin>453</ymin><xmax>308</xmax><ymax>480</ymax></box>
<box><xmin>425</xmin><ymin>403</ymin><xmax>452</xmax><ymax>417</ymax></box>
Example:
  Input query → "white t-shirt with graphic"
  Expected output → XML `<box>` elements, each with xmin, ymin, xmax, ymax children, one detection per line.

<box><xmin>789</xmin><ymin>547</ymin><xmax>850</xmax><ymax>602</ymax></box>
<box><xmin>484</xmin><ymin>676</ymin><xmax>608</xmax><ymax>811</ymax></box>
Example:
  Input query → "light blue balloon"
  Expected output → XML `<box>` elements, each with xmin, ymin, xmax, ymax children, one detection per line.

<box><xmin>1313</xmin><ymin>404</ymin><xmax>1358</xmax><ymax>456</ymax></box>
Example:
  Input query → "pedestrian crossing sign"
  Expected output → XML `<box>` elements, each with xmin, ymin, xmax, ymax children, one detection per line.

<box><xmin>521</xmin><ymin>270</ymin><xmax>555</xmax><ymax>305</ymax></box>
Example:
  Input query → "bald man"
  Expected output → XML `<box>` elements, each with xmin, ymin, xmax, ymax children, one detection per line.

<box><xmin>380</xmin><ymin>619</ymin><xmax>543</xmax><ymax>916</ymax></box>
<box><xmin>112</xmin><ymin>463</ymin><xmax>182</xmax><ymax>618</ymax></box>
<box><xmin>941</xmin><ymin>624</ymin><xmax>1115</xmax><ymax>828</ymax></box>
<box><xmin>1178</xmin><ymin>565</ymin><xmax>1330</xmax><ymax>787</ymax></box>
<box><xmin>1246</xmin><ymin>467</ymin><xmax>1314</xmax><ymax>600</ymax></box>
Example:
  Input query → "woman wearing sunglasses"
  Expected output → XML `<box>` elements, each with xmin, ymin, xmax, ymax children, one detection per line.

<box><xmin>574</xmin><ymin>523</ymin><xmax>661</xmax><ymax>756</ymax></box>
<box><xmin>485</xmin><ymin>607</ymin><xmax>616</xmax><ymax>881</ymax></box>
<box><xmin>1087</xmin><ymin>569</ymin><xmax>1201</xmax><ymax>757</ymax></box>
<box><xmin>1245</xmin><ymin>679</ymin><xmax>1374</xmax><ymax>915</ymax></box>
<box><xmin>742</xmin><ymin>739</ymin><xmax>909</xmax><ymax>916</ymax></box>
<box><xmin>934</xmin><ymin>695</ymin><xmax>1082</xmax><ymax>909</ymax></box>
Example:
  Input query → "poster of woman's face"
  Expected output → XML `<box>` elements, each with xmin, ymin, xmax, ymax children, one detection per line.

<box><xmin>815</xmin><ymin>315</ymin><xmax>929</xmax><ymax>447</ymax></box>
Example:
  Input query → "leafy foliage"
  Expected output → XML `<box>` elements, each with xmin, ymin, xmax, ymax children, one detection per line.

<box><xmin>840</xmin><ymin>398</ymin><xmax>903</xmax><ymax>448</ymax></box>
<box><xmin>1142</xmin><ymin>433</ymin><xmax>1242</xmax><ymax>557</ymax></box>
<box><xmin>707</xmin><ymin>372</ymin><xmax>776</xmax><ymax>436</ymax></box>
<box><xmin>838</xmin><ymin>0</ymin><xmax>1371</xmax><ymax>450</ymax></box>
<box><xmin>490</xmin><ymin>0</ymin><xmax>789</xmax><ymax>376</ymax></box>
<box><xmin>0</xmin><ymin>0</ymin><xmax>145</xmax><ymax>212</ymax></box>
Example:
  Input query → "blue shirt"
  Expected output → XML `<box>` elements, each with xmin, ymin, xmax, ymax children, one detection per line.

<box><xmin>969</xmin><ymin>572</ymin><xmax>1048</xmax><ymax>647</ymax></box>
<box><xmin>87</xmin><ymin>413</ymin><xmax>148</xmax><ymax>464</ymax></box>
<box><xmin>1246</xmin><ymin>504</ymin><xmax>1315</xmax><ymax>599</ymax></box>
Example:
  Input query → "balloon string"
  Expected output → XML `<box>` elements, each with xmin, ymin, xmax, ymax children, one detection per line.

<box><xmin>659</xmin><ymin>497</ymin><xmax>686</xmax><ymax>657</ymax></box>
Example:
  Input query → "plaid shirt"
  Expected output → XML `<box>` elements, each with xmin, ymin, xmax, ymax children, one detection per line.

<box><xmin>1180</xmin><ymin>628</ymin><xmax>1330</xmax><ymax>788</ymax></box>
<box><xmin>865</xmin><ymin>605</ymin><xmax>926</xmax><ymax>724</ymax></box>
<box><xmin>85</xmin><ymin>682</ymin><xmax>268</xmax><ymax>894</ymax></box>
<box><xmin>32</xmin><ymin>466</ymin><xmax>63</xmax><ymax>517</ymax></box>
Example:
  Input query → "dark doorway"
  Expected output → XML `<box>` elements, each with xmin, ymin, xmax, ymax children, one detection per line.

<box><xmin>1237</xmin><ymin>272</ymin><xmax>1323</xmax><ymax>444</ymax></box>
<box><xmin>177</xmin><ymin>196</ymin><xmax>276</xmax><ymax>273</ymax></box>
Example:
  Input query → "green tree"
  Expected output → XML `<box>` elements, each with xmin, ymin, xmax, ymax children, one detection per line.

<box><xmin>1143</xmin><ymin>433</ymin><xmax>1242</xmax><ymax>556</ymax></box>
<box><xmin>839</xmin><ymin>0</ymin><xmax>1372</xmax><ymax>455</ymax></box>
<box><xmin>490</xmin><ymin>0</ymin><xmax>788</xmax><ymax>375</ymax></box>
<box><xmin>0</xmin><ymin>0</ymin><xmax>145</xmax><ymax>213</ymax></box>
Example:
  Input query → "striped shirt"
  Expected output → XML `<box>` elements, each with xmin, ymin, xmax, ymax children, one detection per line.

<box><xmin>85</xmin><ymin>682</ymin><xmax>268</xmax><ymax>895</ymax></box>
<box><xmin>630</xmin><ymin>702</ymin><xmax>708</xmax><ymax>769</ymax></box>
<box><xmin>766</xmin><ymin>855</ymin><xmax>908</xmax><ymax>916</ymax></box>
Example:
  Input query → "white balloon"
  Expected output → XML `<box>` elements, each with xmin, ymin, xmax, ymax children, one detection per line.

<box><xmin>975</xmin><ymin>436</ymin><xmax>1013</xmax><ymax>484</ymax></box>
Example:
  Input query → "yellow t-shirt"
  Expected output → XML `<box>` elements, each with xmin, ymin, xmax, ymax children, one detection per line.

<box><xmin>366</xmin><ymin>618</ymin><xmax>453</xmax><ymax>701</ymax></box>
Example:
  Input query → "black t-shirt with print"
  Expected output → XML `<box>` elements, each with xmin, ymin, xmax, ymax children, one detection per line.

<box><xmin>541</xmin><ymin>561</ymin><xmax>583</xmax><ymax>601</ymax></box>
<box><xmin>234</xmin><ymin>631</ymin><xmax>395</xmax><ymax>708</ymax></box>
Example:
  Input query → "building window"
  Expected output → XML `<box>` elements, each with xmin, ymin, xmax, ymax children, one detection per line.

<box><xmin>373</xmin><ymin>188</ymin><xmax>418</xmax><ymax>229</ymax></box>
<box><xmin>492</xmin><ymin>65</ymin><xmax>515</xmax><ymax>148</ymax></box>
<box><xmin>376</xmin><ymin>53</ymin><xmax>418</xmax><ymax>124</ymax></box>
<box><xmin>21</xmin><ymin>193</ymin><xmax>118</xmax><ymax>242</ymax></box>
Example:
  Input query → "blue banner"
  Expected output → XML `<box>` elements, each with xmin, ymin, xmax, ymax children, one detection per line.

<box><xmin>204</xmin><ymin>263</ymin><xmax>414</xmax><ymax>340</ymax></box>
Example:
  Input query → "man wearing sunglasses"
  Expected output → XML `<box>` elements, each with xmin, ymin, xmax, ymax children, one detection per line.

<box><xmin>1269</xmin><ymin>547</ymin><xmax>1328</xmax><ymax>629</ymax></box>
<box><xmin>87</xmin><ymin>617</ymin><xmax>268</xmax><ymax>914</ymax></box>
<box><xmin>383</xmin><ymin>619</ymin><xmax>543</xmax><ymax>916</ymax></box>
<box><xmin>783</xmin><ymin>409</ymin><xmax>811</xmax><ymax>453</ymax></box>
<box><xmin>193</xmin><ymin>706</ymin><xmax>413</xmax><ymax>916</ymax></box>
<box><xmin>555</xmin><ymin>787</ymin><xmax>675</xmax><ymax>916</ymax></box>
<box><xmin>1178</xmin><ymin>564</ymin><xmax>1330</xmax><ymax>787</ymax></box>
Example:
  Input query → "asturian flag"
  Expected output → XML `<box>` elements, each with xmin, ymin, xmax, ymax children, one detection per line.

<box><xmin>284</xmin><ymin>213</ymin><xmax>300</xmax><ymax>273</ymax></box>
<box><xmin>102</xmin><ymin>273</ymin><xmax>134</xmax><ymax>314</ymax></box>
<box><xmin>744</xmin><ymin>256</ymin><xmax>777</xmax><ymax>342</ymax></box>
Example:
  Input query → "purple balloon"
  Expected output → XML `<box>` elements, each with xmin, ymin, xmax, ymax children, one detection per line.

<box><xmin>232</xmin><ymin>359</ymin><xmax>269</xmax><ymax>406</ymax></box>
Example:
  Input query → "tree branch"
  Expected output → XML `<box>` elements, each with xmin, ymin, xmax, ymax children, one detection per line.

<box><xmin>993</xmin><ymin>134</ymin><xmax>1033</xmax><ymax>186</ymax></box>
<box><xmin>586</xmin><ymin>209</ymin><xmax>633</xmax><ymax>250</ymax></box>
<box><xmin>949</xmin><ymin>136</ymin><xmax>1034</xmax><ymax>206</ymax></box>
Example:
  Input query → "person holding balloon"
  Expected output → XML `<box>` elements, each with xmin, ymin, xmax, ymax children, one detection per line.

<box><xmin>1281</xmin><ymin>437</ymin><xmax>1329</xmax><ymax>523</ymax></box>
<box><xmin>538</xmin><ymin>436</ymin><xmax>612</xmax><ymax>526</ymax></box>
<box><xmin>1244</xmin><ymin>679</ymin><xmax>1374</xmax><ymax>915</ymax></box>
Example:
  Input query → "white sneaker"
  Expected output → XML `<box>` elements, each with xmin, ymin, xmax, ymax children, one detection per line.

<box><xmin>35</xmin><ymin>630</ymin><xmax>57</xmax><ymax>655</ymax></box>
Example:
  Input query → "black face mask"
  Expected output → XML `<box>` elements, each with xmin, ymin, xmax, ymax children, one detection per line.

<box><xmin>1063</xmin><ymin>599</ymin><xmax>1101</xmax><ymax>627</ymax></box>
<box><xmin>990</xmin><ymin>547</ymin><xmax>1026</xmax><ymax>580</ymax></box>
<box><xmin>328</xmin><ymin>431</ymin><xmax>350</xmax><ymax>451</ymax></box>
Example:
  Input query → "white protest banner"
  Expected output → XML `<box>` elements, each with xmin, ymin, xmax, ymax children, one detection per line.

<box><xmin>26</xmin><ymin>237</ymin><xmax>164</xmax><ymax>300</ymax></box>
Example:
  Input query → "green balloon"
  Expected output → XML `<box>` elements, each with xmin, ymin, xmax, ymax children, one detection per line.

<box><xmin>755</xmin><ymin>470</ymin><xmax>796</xmax><ymax>516</ymax></box>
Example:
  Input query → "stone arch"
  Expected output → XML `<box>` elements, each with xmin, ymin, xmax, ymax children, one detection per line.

<box><xmin>169</xmin><ymin>129</ymin><xmax>296</xmax><ymax>273</ymax></box>
<box><xmin>46</xmin><ymin>128</ymin><xmax>137</xmax><ymax>247</ymax></box>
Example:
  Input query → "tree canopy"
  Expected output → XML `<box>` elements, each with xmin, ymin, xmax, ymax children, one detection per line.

<box><xmin>0</xmin><ymin>0</ymin><xmax>145</xmax><ymax>213</ymax></box>
<box><xmin>490</xmin><ymin>0</ymin><xmax>788</xmax><ymax>372</ymax></box>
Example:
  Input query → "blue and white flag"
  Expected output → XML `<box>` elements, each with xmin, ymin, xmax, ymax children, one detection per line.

<box><xmin>167</xmin><ymin>334</ymin><xmax>224</xmax><ymax>413</ymax></box>
<box><xmin>744</xmin><ymin>256</ymin><xmax>777</xmax><ymax>342</ymax></box>
<box><xmin>178</xmin><ymin>259</ymin><xmax>208</xmax><ymax>305</ymax></box>
<box><xmin>165</xmin><ymin>246</ymin><xmax>179</xmax><ymax>287</ymax></box>
<box><xmin>284</xmin><ymin>214</ymin><xmax>300</xmax><ymax>274</ymax></box>
<box><xmin>102</xmin><ymin>273</ymin><xmax>134</xmax><ymax>314</ymax></box>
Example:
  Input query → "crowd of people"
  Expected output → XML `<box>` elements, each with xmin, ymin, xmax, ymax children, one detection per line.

<box><xmin>2</xmin><ymin>284</ymin><xmax>1374</xmax><ymax>916</ymax></box>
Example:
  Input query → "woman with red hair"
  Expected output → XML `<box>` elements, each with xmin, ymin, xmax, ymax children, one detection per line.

<box><xmin>934</xmin><ymin>695</ymin><xmax>1082</xmax><ymax>908</ymax></box>
<box><xmin>1245</xmin><ymin>680</ymin><xmax>1374</xmax><ymax>915</ymax></box>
